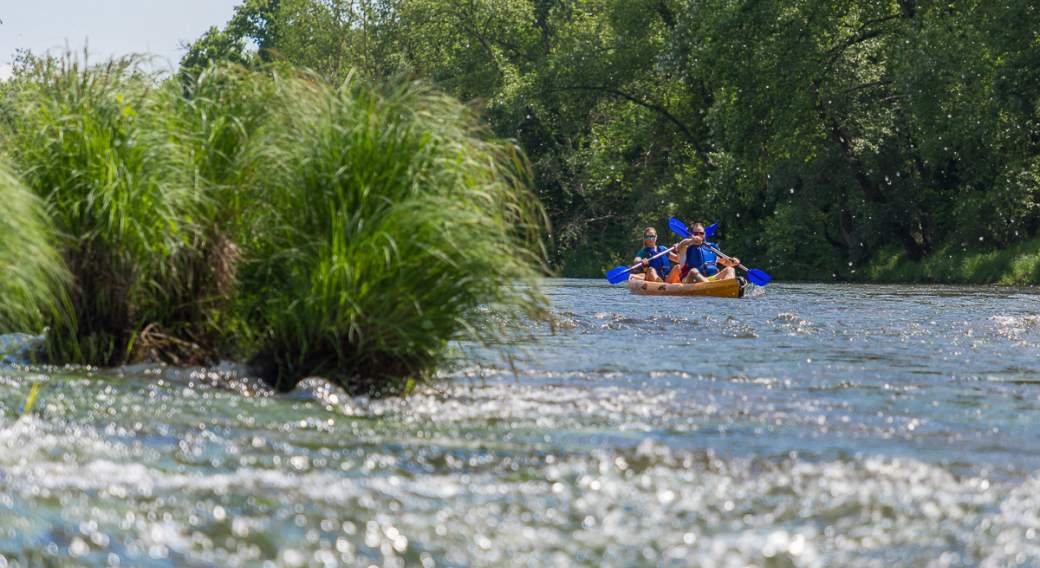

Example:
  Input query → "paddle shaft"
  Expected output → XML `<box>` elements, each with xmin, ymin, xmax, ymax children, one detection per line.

<box><xmin>703</xmin><ymin>244</ymin><xmax>746</xmax><ymax>273</ymax></box>
<box><xmin>605</xmin><ymin>244</ymin><xmax>682</xmax><ymax>283</ymax></box>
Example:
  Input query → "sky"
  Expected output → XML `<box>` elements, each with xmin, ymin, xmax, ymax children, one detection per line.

<box><xmin>0</xmin><ymin>0</ymin><xmax>243</xmax><ymax>79</ymax></box>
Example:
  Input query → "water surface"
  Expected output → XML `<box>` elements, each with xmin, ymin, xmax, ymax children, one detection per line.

<box><xmin>1</xmin><ymin>280</ymin><xmax>1039</xmax><ymax>567</ymax></box>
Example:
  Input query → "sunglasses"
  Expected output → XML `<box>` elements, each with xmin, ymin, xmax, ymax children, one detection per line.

<box><xmin>644</xmin><ymin>235</ymin><xmax>657</xmax><ymax>239</ymax></box>
<box><xmin>692</xmin><ymin>232</ymin><xmax>705</xmax><ymax>236</ymax></box>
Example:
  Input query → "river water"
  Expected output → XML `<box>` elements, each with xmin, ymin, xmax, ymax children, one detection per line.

<box><xmin>1</xmin><ymin>279</ymin><xmax>1040</xmax><ymax>568</ymax></box>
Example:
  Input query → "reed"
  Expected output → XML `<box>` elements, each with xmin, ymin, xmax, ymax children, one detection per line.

<box><xmin>240</xmin><ymin>71</ymin><xmax>552</xmax><ymax>393</ymax></box>
<box><xmin>0</xmin><ymin>162</ymin><xmax>69</xmax><ymax>335</ymax></box>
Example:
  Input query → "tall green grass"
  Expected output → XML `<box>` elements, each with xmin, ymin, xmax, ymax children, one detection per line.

<box><xmin>1</xmin><ymin>58</ymin><xmax>552</xmax><ymax>394</ymax></box>
<box><xmin>5</xmin><ymin>56</ymin><xmax>198</xmax><ymax>365</ymax></box>
<box><xmin>241</xmin><ymin>71</ymin><xmax>552</xmax><ymax>392</ymax></box>
<box><xmin>137</xmin><ymin>64</ymin><xmax>272</xmax><ymax>362</ymax></box>
<box><xmin>0</xmin><ymin>161</ymin><xmax>69</xmax><ymax>334</ymax></box>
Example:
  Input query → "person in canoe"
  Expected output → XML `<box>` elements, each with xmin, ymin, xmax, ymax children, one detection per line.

<box><xmin>632</xmin><ymin>227</ymin><xmax>679</xmax><ymax>282</ymax></box>
<box><xmin>674</xmin><ymin>222</ymin><xmax>740</xmax><ymax>283</ymax></box>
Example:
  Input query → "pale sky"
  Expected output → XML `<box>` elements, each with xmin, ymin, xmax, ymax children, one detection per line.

<box><xmin>0</xmin><ymin>0</ymin><xmax>243</xmax><ymax>79</ymax></box>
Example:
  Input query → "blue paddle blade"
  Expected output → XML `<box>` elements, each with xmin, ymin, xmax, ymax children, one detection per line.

<box><xmin>669</xmin><ymin>217</ymin><xmax>717</xmax><ymax>239</ymax></box>
<box><xmin>747</xmin><ymin>269</ymin><xmax>771</xmax><ymax>286</ymax></box>
<box><xmin>668</xmin><ymin>218</ymin><xmax>690</xmax><ymax>238</ymax></box>
<box><xmin>605</xmin><ymin>265</ymin><xmax>633</xmax><ymax>284</ymax></box>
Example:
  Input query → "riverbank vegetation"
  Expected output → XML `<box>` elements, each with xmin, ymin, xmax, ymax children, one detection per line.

<box><xmin>862</xmin><ymin>236</ymin><xmax>1040</xmax><ymax>285</ymax></box>
<box><xmin>182</xmin><ymin>0</ymin><xmax>1040</xmax><ymax>282</ymax></box>
<box><xmin>0</xmin><ymin>55</ymin><xmax>551</xmax><ymax>393</ymax></box>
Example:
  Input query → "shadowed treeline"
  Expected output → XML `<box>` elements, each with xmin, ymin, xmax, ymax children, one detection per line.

<box><xmin>183</xmin><ymin>0</ymin><xmax>1040</xmax><ymax>282</ymax></box>
<box><xmin>0</xmin><ymin>55</ymin><xmax>551</xmax><ymax>393</ymax></box>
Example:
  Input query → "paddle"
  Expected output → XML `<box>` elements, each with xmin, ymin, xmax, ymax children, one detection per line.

<box><xmin>668</xmin><ymin>218</ymin><xmax>772</xmax><ymax>286</ymax></box>
<box><xmin>605</xmin><ymin>245</ymin><xmax>676</xmax><ymax>285</ymax></box>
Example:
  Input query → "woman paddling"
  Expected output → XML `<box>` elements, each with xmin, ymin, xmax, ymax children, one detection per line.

<box><xmin>632</xmin><ymin>227</ymin><xmax>679</xmax><ymax>282</ymax></box>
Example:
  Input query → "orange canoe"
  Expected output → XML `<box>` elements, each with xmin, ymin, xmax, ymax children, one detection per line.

<box><xmin>627</xmin><ymin>276</ymin><xmax>747</xmax><ymax>298</ymax></box>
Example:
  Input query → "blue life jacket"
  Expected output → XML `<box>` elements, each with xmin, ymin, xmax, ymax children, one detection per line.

<box><xmin>686</xmin><ymin>242</ymin><xmax>720</xmax><ymax>277</ymax></box>
<box><xmin>636</xmin><ymin>246</ymin><xmax>671</xmax><ymax>276</ymax></box>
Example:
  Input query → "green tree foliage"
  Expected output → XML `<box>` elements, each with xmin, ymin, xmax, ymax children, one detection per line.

<box><xmin>188</xmin><ymin>0</ymin><xmax>1040</xmax><ymax>280</ymax></box>
<box><xmin>662</xmin><ymin>0</ymin><xmax>1040</xmax><ymax>277</ymax></box>
<box><xmin>179</xmin><ymin>26</ymin><xmax>253</xmax><ymax>78</ymax></box>
<box><xmin>180</xmin><ymin>0</ymin><xmax>281</xmax><ymax>77</ymax></box>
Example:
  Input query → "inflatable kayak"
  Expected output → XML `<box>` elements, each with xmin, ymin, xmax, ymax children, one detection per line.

<box><xmin>627</xmin><ymin>276</ymin><xmax>748</xmax><ymax>298</ymax></box>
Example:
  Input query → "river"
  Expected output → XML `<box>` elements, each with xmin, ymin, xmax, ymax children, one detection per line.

<box><xmin>1</xmin><ymin>279</ymin><xmax>1039</xmax><ymax>567</ymax></box>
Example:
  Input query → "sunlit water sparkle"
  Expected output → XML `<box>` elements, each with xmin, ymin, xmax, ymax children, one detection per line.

<box><xmin>1</xmin><ymin>280</ymin><xmax>1039</xmax><ymax>567</ymax></box>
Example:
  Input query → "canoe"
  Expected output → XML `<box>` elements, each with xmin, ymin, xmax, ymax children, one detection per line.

<box><xmin>627</xmin><ymin>276</ymin><xmax>746</xmax><ymax>298</ymax></box>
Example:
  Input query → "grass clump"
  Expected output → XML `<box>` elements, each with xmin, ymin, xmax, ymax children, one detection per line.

<box><xmin>5</xmin><ymin>56</ymin><xmax>198</xmax><ymax>365</ymax></box>
<box><xmin>1</xmin><ymin>58</ymin><xmax>552</xmax><ymax>395</ymax></box>
<box><xmin>135</xmin><ymin>64</ymin><xmax>272</xmax><ymax>363</ymax></box>
<box><xmin>242</xmin><ymin>72</ymin><xmax>552</xmax><ymax>393</ymax></box>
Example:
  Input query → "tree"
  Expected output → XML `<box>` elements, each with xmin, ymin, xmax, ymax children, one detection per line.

<box><xmin>180</xmin><ymin>0</ymin><xmax>280</xmax><ymax>76</ymax></box>
<box><xmin>661</xmin><ymin>0</ymin><xmax>1040</xmax><ymax>274</ymax></box>
<box><xmin>182</xmin><ymin>0</ymin><xmax>1040</xmax><ymax>279</ymax></box>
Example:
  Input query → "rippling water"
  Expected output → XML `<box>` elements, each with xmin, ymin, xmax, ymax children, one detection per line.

<box><xmin>2</xmin><ymin>280</ymin><xmax>1040</xmax><ymax>567</ymax></box>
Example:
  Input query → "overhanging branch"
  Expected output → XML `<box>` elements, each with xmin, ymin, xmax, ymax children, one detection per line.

<box><xmin>844</xmin><ymin>80</ymin><xmax>891</xmax><ymax>94</ymax></box>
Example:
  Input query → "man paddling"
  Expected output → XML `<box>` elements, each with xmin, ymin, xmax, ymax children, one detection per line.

<box><xmin>632</xmin><ymin>227</ymin><xmax>679</xmax><ymax>282</ymax></box>
<box><xmin>674</xmin><ymin>222</ymin><xmax>740</xmax><ymax>283</ymax></box>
